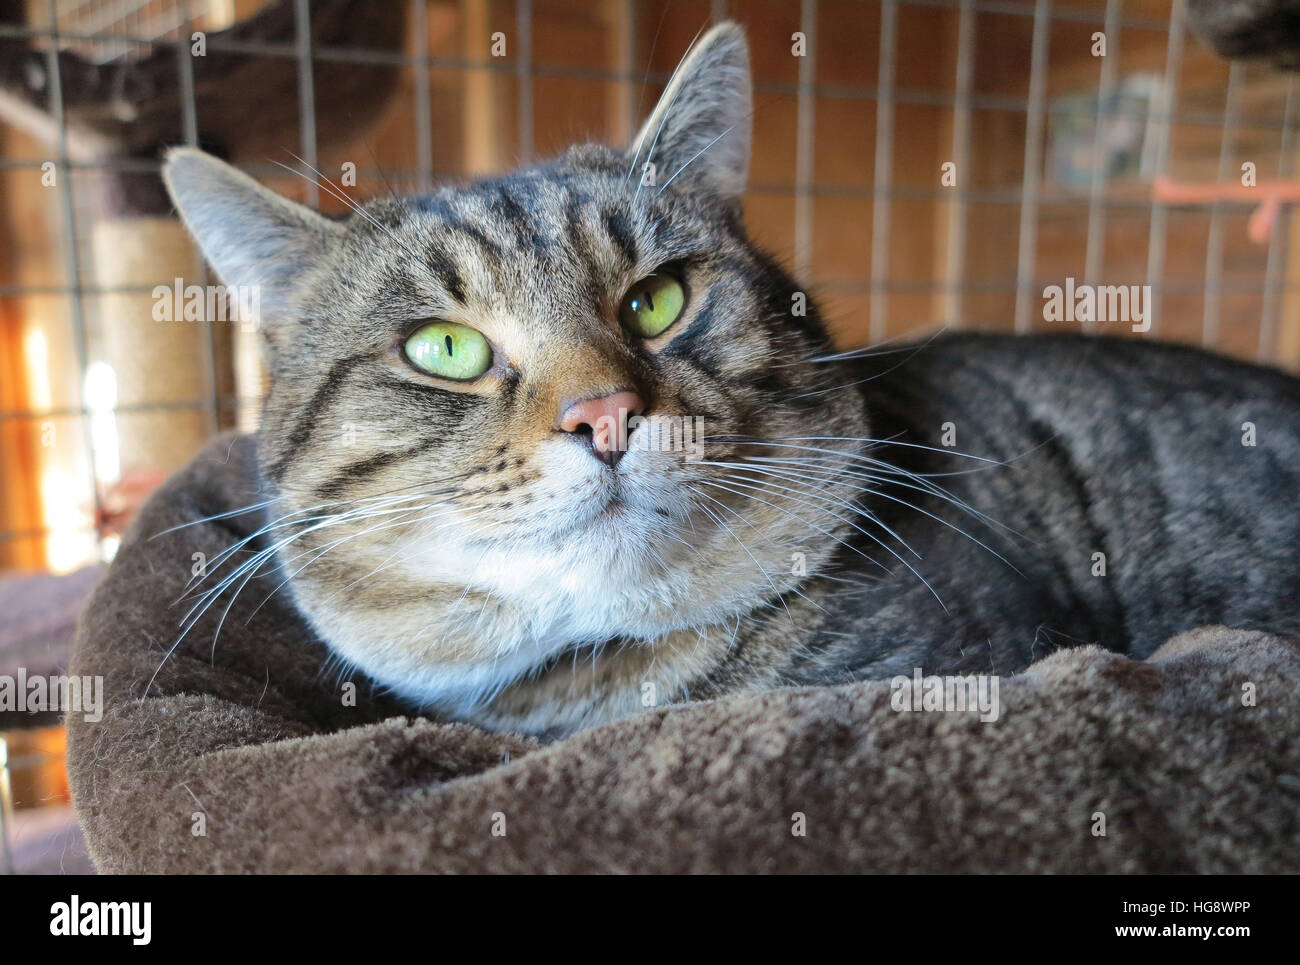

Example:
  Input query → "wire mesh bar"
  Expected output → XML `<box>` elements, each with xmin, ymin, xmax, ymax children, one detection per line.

<box><xmin>1013</xmin><ymin>0</ymin><xmax>1051</xmax><ymax>333</ymax></box>
<box><xmin>817</xmin><ymin>277</ymin><xmax>1300</xmax><ymax>295</ymax></box>
<box><xmin>910</xmin><ymin>0</ymin><xmax>1171</xmax><ymax>32</ymax></box>
<box><xmin>412</xmin><ymin>0</ymin><xmax>435</xmax><ymax>189</ymax></box>
<box><xmin>1</xmin><ymin>526</ymin><xmax>93</xmax><ymax>542</ymax></box>
<box><xmin>0</xmin><ymin>171</ymin><xmax>1284</xmax><ymax>213</ymax></box>
<box><xmin>0</xmin><ymin>738</ymin><xmax>13</xmax><ymax>876</ymax></box>
<box><xmin>712</xmin><ymin>0</ymin><xmax>727</xmax><ymax>23</ymax></box>
<box><xmin>0</xmin><ymin>397</ymin><xmax>245</xmax><ymax>423</ymax></box>
<box><xmin>42</xmin><ymin>0</ymin><xmax>105</xmax><ymax>548</ymax></box>
<box><xmin>516</xmin><ymin>0</ymin><xmax>534</xmax><ymax>164</ymax></box>
<box><xmin>12</xmin><ymin>271</ymin><xmax>1300</xmax><ymax>311</ymax></box>
<box><xmin>1201</xmin><ymin>61</ymin><xmax>1242</xmax><ymax>350</ymax></box>
<box><xmin>943</xmin><ymin>0</ymin><xmax>976</xmax><ymax>328</ymax></box>
<box><xmin>293</xmin><ymin>0</ymin><xmax>320</xmax><ymax>206</ymax></box>
<box><xmin>178</xmin><ymin>0</ymin><xmax>220</xmax><ymax>435</ymax></box>
<box><xmin>793</xmin><ymin>0</ymin><xmax>817</xmax><ymax>282</ymax></box>
<box><xmin>869</xmin><ymin>0</ymin><xmax>898</xmax><ymax>342</ymax></box>
<box><xmin>621</xmin><ymin>0</ymin><xmax>638</xmax><ymax>142</ymax></box>
<box><xmin>1081</xmin><ymin>0</ymin><xmax>1121</xmax><ymax>334</ymax></box>
<box><xmin>1259</xmin><ymin>75</ymin><xmax>1299</xmax><ymax>363</ymax></box>
<box><xmin>0</xmin><ymin>19</ymin><xmax>1290</xmax><ymax>133</ymax></box>
<box><xmin>1142</xmin><ymin>0</ymin><xmax>1185</xmax><ymax>337</ymax></box>
<box><xmin>176</xmin><ymin>2</ymin><xmax>200</xmax><ymax>147</ymax></box>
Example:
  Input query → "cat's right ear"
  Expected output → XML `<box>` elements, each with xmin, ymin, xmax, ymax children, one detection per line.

<box><xmin>626</xmin><ymin>21</ymin><xmax>752</xmax><ymax>204</ymax></box>
<box><xmin>162</xmin><ymin>148</ymin><xmax>342</xmax><ymax>322</ymax></box>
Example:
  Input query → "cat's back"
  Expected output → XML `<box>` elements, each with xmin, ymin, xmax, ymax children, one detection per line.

<box><xmin>863</xmin><ymin>331</ymin><xmax>1300</xmax><ymax>456</ymax></box>
<box><xmin>854</xmin><ymin>331</ymin><xmax>1300</xmax><ymax>653</ymax></box>
<box><xmin>873</xmin><ymin>330</ymin><xmax>1298</xmax><ymax>402</ymax></box>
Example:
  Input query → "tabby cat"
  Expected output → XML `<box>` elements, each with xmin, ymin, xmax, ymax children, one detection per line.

<box><xmin>163</xmin><ymin>23</ymin><xmax>1300</xmax><ymax>737</ymax></box>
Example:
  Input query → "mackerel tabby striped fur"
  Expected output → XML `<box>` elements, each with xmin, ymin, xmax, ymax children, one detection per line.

<box><xmin>163</xmin><ymin>24</ymin><xmax>1300</xmax><ymax>737</ymax></box>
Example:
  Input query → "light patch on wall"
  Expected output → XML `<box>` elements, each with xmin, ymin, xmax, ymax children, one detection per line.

<box><xmin>24</xmin><ymin>327</ymin><xmax>102</xmax><ymax>571</ymax></box>
<box><xmin>23</xmin><ymin>328</ymin><xmax>51</xmax><ymax>409</ymax></box>
<box><xmin>85</xmin><ymin>360</ymin><xmax>122</xmax><ymax>563</ymax></box>
<box><xmin>40</xmin><ymin>467</ymin><xmax>94</xmax><ymax>574</ymax></box>
<box><xmin>84</xmin><ymin>361</ymin><xmax>121</xmax><ymax>487</ymax></box>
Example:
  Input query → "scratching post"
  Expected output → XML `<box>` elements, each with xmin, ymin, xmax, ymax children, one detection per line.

<box><xmin>90</xmin><ymin>216</ymin><xmax>212</xmax><ymax>476</ymax></box>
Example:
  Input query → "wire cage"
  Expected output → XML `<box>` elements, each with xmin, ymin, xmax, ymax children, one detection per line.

<box><xmin>0</xmin><ymin>0</ymin><xmax>1297</xmax><ymax>871</ymax></box>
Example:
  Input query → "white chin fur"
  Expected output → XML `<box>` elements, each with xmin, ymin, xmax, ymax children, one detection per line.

<box><xmin>297</xmin><ymin>438</ymin><xmax>754</xmax><ymax>715</ymax></box>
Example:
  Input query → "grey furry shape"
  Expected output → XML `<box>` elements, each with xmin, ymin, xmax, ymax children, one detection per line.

<box><xmin>1188</xmin><ymin>0</ymin><xmax>1300</xmax><ymax>68</ymax></box>
<box><xmin>695</xmin><ymin>332</ymin><xmax>1300</xmax><ymax>691</ymax></box>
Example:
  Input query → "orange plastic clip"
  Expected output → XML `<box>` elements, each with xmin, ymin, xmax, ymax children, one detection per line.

<box><xmin>1153</xmin><ymin>175</ymin><xmax>1300</xmax><ymax>245</ymax></box>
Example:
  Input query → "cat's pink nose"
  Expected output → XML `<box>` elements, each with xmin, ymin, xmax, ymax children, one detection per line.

<box><xmin>557</xmin><ymin>390</ymin><xmax>646</xmax><ymax>468</ymax></box>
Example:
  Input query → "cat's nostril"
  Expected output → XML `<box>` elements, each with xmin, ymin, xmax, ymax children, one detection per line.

<box><xmin>557</xmin><ymin>390</ymin><xmax>646</xmax><ymax>468</ymax></box>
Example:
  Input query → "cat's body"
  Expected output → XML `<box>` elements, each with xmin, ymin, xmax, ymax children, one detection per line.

<box><xmin>455</xmin><ymin>332</ymin><xmax>1300</xmax><ymax>735</ymax></box>
<box><xmin>163</xmin><ymin>23</ymin><xmax>1300</xmax><ymax>737</ymax></box>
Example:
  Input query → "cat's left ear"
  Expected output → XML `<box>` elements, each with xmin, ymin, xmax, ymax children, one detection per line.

<box><xmin>627</xmin><ymin>21</ymin><xmax>752</xmax><ymax>202</ymax></box>
<box><xmin>162</xmin><ymin>147</ymin><xmax>343</xmax><ymax>324</ymax></box>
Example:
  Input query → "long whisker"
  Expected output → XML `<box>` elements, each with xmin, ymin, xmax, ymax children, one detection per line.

<box><xmin>189</xmin><ymin>494</ymin><xmax>458</xmax><ymax>626</ymax></box>
<box><xmin>655</xmin><ymin>115</ymin><xmax>752</xmax><ymax>195</ymax></box>
<box><xmin>173</xmin><ymin>470</ymin><xmax>483</xmax><ymax>600</ymax></box>
<box><xmin>698</xmin><ymin>474</ymin><xmax>944</xmax><ymax>609</ymax></box>
<box><xmin>703</xmin><ymin>437</ymin><xmax>1029</xmax><ymax>533</ymax></box>
<box><xmin>712</xmin><ymin>435</ymin><xmax>1008</xmax><ymax>468</ymax></box>
<box><xmin>785</xmin><ymin>328</ymin><xmax>947</xmax><ymax>395</ymax></box>
<box><xmin>708</xmin><ymin>469</ymin><xmax>922</xmax><ymax>562</ymax></box>
<box><xmin>688</xmin><ymin>486</ymin><xmax>818</xmax><ymax>619</ymax></box>
<box><xmin>272</xmin><ymin>153</ymin><xmax>451</xmax><ymax>298</ymax></box>
<box><xmin>727</xmin><ymin>451</ymin><xmax>1027</xmax><ymax>541</ymax></box>
<box><xmin>625</xmin><ymin>23</ymin><xmax>710</xmax><ymax>183</ymax></box>
<box><xmin>696</xmin><ymin>474</ymin><xmax>876</xmax><ymax>579</ymax></box>
<box><xmin>308</xmin><ymin>506</ymin><xmax>493</xmax><ymax>608</ymax></box>
<box><xmin>802</xmin><ymin>328</ymin><xmax>944</xmax><ymax>365</ymax></box>
<box><xmin>177</xmin><ymin>488</ymin><xmax>457</xmax><ymax>603</ymax></box>
<box><xmin>199</xmin><ymin>502</ymin><xmax>444</xmax><ymax>662</ymax></box>
<box><xmin>144</xmin><ymin>487</ymin><xmax>472</xmax><ymax>695</ymax></box>
<box><xmin>703</xmin><ymin>460</ymin><xmax>1022</xmax><ymax>574</ymax></box>
<box><xmin>151</xmin><ymin>495</ymin><xmax>283</xmax><ymax>538</ymax></box>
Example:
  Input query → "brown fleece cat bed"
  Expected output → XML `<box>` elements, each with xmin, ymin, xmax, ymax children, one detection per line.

<box><xmin>67</xmin><ymin>434</ymin><xmax>1300</xmax><ymax>873</ymax></box>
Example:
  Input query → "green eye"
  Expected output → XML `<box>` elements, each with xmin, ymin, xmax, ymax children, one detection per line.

<box><xmin>619</xmin><ymin>273</ymin><xmax>686</xmax><ymax>338</ymax></box>
<box><xmin>404</xmin><ymin>321</ymin><xmax>492</xmax><ymax>381</ymax></box>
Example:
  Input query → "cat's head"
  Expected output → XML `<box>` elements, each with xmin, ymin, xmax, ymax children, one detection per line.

<box><xmin>163</xmin><ymin>23</ymin><xmax>867</xmax><ymax>721</ymax></box>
